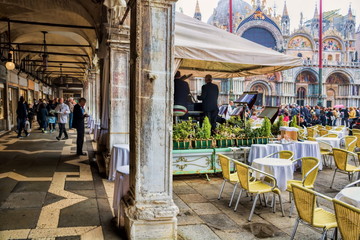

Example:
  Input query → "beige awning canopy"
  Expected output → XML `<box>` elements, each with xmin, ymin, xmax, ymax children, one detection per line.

<box><xmin>175</xmin><ymin>12</ymin><xmax>302</xmax><ymax>78</ymax></box>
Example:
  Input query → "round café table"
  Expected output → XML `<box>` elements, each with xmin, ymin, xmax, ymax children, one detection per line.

<box><xmin>109</xmin><ymin>144</ymin><xmax>130</xmax><ymax>181</ymax></box>
<box><xmin>248</xmin><ymin>144</ymin><xmax>269</xmax><ymax>164</ymax></box>
<box><xmin>335</xmin><ymin>187</ymin><xmax>360</xmax><ymax>208</ymax></box>
<box><xmin>252</xmin><ymin>157</ymin><xmax>294</xmax><ymax>191</ymax></box>
<box><xmin>316</xmin><ymin>137</ymin><xmax>341</xmax><ymax>149</ymax></box>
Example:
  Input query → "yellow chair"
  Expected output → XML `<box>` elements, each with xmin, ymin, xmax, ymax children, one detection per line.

<box><xmin>322</xmin><ymin>133</ymin><xmax>339</xmax><ymax>138</ymax></box>
<box><xmin>343</xmin><ymin>136</ymin><xmax>357</xmax><ymax>152</ymax></box>
<box><xmin>334</xmin><ymin>126</ymin><xmax>344</xmax><ymax>131</ymax></box>
<box><xmin>330</xmin><ymin>148</ymin><xmax>360</xmax><ymax>189</ymax></box>
<box><xmin>307</xmin><ymin>128</ymin><xmax>318</xmax><ymax>138</ymax></box>
<box><xmin>319</xmin><ymin>129</ymin><xmax>329</xmax><ymax>136</ymax></box>
<box><xmin>325</xmin><ymin>125</ymin><xmax>333</xmax><ymax>130</ymax></box>
<box><xmin>233</xmin><ymin>160</ymin><xmax>285</xmax><ymax>221</ymax></box>
<box><xmin>287</xmin><ymin>157</ymin><xmax>320</xmax><ymax>217</ymax></box>
<box><xmin>218</xmin><ymin>154</ymin><xmax>239</xmax><ymax>207</ymax></box>
<box><xmin>333</xmin><ymin>199</ymin><xmax>360</xmax><ymax>240</ymax></box>
<box><xmin>290</xmin><ymin>184</ymin><xmax>337</xmax><ymax>240</ymax></box>
<box><xmin>307</xmin><ymin>137</ymin><xmax>316</xmax><ymax>141</ymax></box>
<box><xmin>264</xmin><ymin>150</ymin><xmax>294</xmax><ymax>160</ymax></box>
<box><xmin>318</xmin><ymin>140</ymin><xmax>334</xmax><ymax>168</ymax></box>
<box><xmin>352</xmin><ymin>129</ymin><xmax>360</xmax><ymax>135</ymax></box>
<box><xmin>352</xmin><ymin>133</ymin><xmax>360</xmax><ymax>150</ymax></box>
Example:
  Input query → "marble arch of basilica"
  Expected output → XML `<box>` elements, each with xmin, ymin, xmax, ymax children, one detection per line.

<box><xmin>189</xmin><ymin>0</ymin><xmax>360</xmax><ymax>107</ymax></box>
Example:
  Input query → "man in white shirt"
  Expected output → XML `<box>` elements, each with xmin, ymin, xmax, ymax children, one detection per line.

<box><xmin>55</xmin><ymin>98</ymin><xmax>70</xmax><ymax>140</ymax></box>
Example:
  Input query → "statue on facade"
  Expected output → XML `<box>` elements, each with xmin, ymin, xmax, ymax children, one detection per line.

<box><xmin>104</xmin><ymin>0</ymin><xmax>127</xmax><ymax>25</ymax></box>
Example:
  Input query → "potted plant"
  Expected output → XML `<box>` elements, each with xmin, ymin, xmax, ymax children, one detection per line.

<box><xmin>193</xmin><ymin>117</ymin><xmax>213</xmax><ymax>149</ymax></box>
<box><xmin>214</xmin><ymin>124</ymin><xmax>235</xmax><ymax>148</ymax></box>
<box><xmin>173</xmin><ymin>120</ymin><xmax>195</xmax><ymax>150</ymax></box>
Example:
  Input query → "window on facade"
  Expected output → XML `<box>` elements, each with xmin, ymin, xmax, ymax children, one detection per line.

<box><xmin>297</xmin><ymin>87</ymin><xmax>306</xmax><ymax>99</ymax></box>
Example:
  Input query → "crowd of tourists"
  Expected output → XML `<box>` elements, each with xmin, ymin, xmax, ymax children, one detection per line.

<box><xmin>249</xmin><ymin>104</ymin><xmax>360</xmax><ymax>128</ymax></box>
<box><xmin>16</xmin><ymin>96</ymin><xmax>89</xmax><ymax>155</ymax></box>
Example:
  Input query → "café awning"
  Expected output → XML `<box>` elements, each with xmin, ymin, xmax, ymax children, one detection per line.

<box><xmin>175</xmin><ymin>12</ymin><xmax>302</xmax><ymax>78</ymax></box>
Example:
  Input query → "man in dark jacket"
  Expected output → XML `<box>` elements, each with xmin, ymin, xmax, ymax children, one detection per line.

<box><xmin>16</xmin><ymin>96</ymin><xmax>29</xmax><ymax>138</ymax></box>
<box><xmin>72</xmin><ymin>98</ymin><xmax>88</xmax><ymax>155</ymax></box>
<box><xmin>198</xmin><ymin>74</ymin><xmax>219</xmax><ymax>133</ymax></box>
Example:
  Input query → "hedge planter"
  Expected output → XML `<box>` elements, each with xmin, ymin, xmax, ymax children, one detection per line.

<box><xmin>235</xmin><ymin>138</ymin><xmax>253</xmax><ymax>146</ymax></box>
<box><xmin>173</xmin><ymin>140</ymin><xmax>191</xmax><ymax>150</ymax></box>
<box><xmin>216</xmin><ymin>139</ymin><xmax>235</xmax><ymax>148</ymax></box>
<box><xmin>192</xmin><ymin>139</ymin><xmax>214</xmax><ymax>149</ymax></box>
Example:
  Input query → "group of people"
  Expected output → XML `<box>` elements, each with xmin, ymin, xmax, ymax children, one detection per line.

<box><xmin>16</xmin><ymin>96</ymin><xmax>89</xmax><ymax>155</ymax></box>
<box><xmin>174</xmin><ymin>71</ymin><xmax>219</xmax><ymax>133</ymax></box>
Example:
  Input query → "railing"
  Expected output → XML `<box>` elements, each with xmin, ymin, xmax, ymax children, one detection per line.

<box><xmin>302</xmin><ymin>59</ymin><xmax>360</xmax><ymax>68</ymax></box>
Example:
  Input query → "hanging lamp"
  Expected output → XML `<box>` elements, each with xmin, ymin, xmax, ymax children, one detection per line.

<box><xmin>5</xmin><ymin>20</ymin><xmax>15</xmax><ymax>71</ymax></box>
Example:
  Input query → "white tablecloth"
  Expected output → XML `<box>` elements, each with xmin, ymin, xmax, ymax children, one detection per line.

<box><xmin>294</xmin><ymin>141</ymin><xmax>322</xmax><ymax>170</ymax></box>
<box><xmin>93</xmin><ymin>123</ymin><xmax>101</xmax><ymax>141</ymax></box>
<box><xmin>109</xmin><ymin>144</ymin><xmax>130</xmax><ymax>181</ymax></box>
<box><xmin>252</xmin><ymin>158</ymin><xmax>294</xmax><ymax>191</ymax></box>
<box><xmin>328</xmin><ymin>130</ymin><xmax>345</xmax><ymax>138</ymax></box>
<box><xmin>335</xmin><ymin>187</ymin><xmax>360</xmax><ymax>208</ymax></box>
<box><xmin>316</xmin><ymin>137</ymin><xmax>341</xmax><ymax>148</ymax></box>
<box><xmin>113</xmin><ymin>165</ymin><xmax>130</xmax><ymax>219</ymax></box>
<box><xmin>248</xmin><ymin>144</ymin><xmax>269</xmax><ymax>163</ymax></box>
<box><xmin>248</xmin><ymin>142</ymin><xmax>322</xmax><ymax>170</ymax></box>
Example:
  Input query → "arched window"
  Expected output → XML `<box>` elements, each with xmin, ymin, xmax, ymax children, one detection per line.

<box><xmin>297</xmin><ymin>87</ymin><xmax>306</xmax><ymax>99</ymax></box>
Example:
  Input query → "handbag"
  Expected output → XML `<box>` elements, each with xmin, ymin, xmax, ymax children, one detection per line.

<box><xmin>24</xmin><ymin>120</ymin><xmax>30</xmax><ymax>131</ymax></box>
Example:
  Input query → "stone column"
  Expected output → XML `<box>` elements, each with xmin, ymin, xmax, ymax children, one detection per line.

<box><xmin>108</xmin><ymin>25</ymin><xmax>130</xmax><ymax>148</ymax></box>
<box><xmin>122</xmin><ymin>0</ymin><xmax>178</xmax><ymax>239</ymax></box>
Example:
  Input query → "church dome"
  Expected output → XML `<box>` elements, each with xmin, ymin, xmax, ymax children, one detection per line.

<box><xmin>207</xmin><ymin>0</ymin><xmax>252</xmax><ymax>26</ymax></box>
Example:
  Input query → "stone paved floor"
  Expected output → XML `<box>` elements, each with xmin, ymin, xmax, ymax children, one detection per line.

<box><xmin>0</xmin><ymin>125</ymin><xmax>355</xmax><ymax>240</ymax></box>
<box><xmin>174</xmin><ymin>162</ymin><xmax>352</xmax><ymax>240</ymax></box>
<box><xmin>0</xmin><ymin>126</ymin><xmax>120</xmax><ymax>240</ymax></box>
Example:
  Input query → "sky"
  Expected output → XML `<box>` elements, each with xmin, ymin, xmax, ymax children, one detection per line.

<box><xmin>175</xmin><ymin>0</ymin><xmax>360</xmax><ymax>31</ymax></box>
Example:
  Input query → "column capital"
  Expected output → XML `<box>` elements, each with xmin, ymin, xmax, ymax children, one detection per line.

<box><xmin>107</xmin><ymin>24</ymin><xmax>130</xmax><ymax>49</ymax></box>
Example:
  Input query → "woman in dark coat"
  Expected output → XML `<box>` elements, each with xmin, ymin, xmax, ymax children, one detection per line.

<box><xmin>39</xmin><ymin>103</ymin><xmax>48</xmax><ymax>133</ymax></box>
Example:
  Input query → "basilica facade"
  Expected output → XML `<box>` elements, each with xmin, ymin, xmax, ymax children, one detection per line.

<box><xmin>190</xmin><ymin>0</ymin><xmax>360</xmax><ymax>107</ymax></box>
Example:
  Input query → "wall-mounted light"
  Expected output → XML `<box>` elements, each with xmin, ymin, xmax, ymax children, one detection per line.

<box><xmin>5</xmin><ymin>51</ymin><xmax>15</xmax><ymax>70</ymax></box>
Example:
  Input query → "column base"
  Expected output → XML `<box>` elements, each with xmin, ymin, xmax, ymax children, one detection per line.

<box><xmin>121</xmin><ymin>197</ymin><xmax>179</xmax><ymax>239</ymax></box>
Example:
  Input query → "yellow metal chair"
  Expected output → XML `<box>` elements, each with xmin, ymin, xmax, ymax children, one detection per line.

<box><xmin>325</xmin><ymin>125</ymin><xmax>333</xmax><ymax>130</ymax></box>
<box><xmin>218</xmin><ymin>154</ymin><xmax>239</xmax><ymax>207</ymax></box>
<box><xmin>287</xmin><ymin>157</ymin><xmax>320</xmax><ymax>217</ymax></box>
<box><xmin>334</xmin><ymin>126</ymin><xmax>344</xmax><ymax>131</ymax></box>
<box><xmin>352</xmin><ymin>133</ymin><xmax>360</xmax><ymax>151</ymax></box>
<box><xmin>333</xmin><ymin>199</ymin><xmax>360</xmax><ymax>240</ymax></box>
<box><xmin>352</xmin><ymin>129</ymin><xmax>360</xmax><ymax>135</ymax></box>
<box><xmin>322</xmin><ymin>133</ymin><xmax>339</xmax><ymax>138</ymax></box>
<box><xmin>264</xmin><ymin>150</ymin><xmax>294</xmax><ymax>160</ymax></box>
<box><xmin>307</xmin><ymin>128</ymin><xmax>318</xmax><ymax>138</ymax></box>
<box><xmin>342</xmin><ymin>136</ymin><xmax>357</xmax><ymax>152</ymax></box>
<box><xmin>290</xmin><ymin>184</ymin><xmax>337</xmax><ymax>240</ymax></box>
<box><xmin>330</xmin><ymin>148</ymin><xmax>360</xmax><ymax>189</ymax></box>
<box><xmin>307</xmin><ymin>137</ymin><xmax>316</xmax><ymax>141</ymax></box>
<box><xmin>319</xmin><ymin>129</ymin><xmax>329</xmax><ymax>136</ymax></box>
<box><xmin>233</xmin><ymin>160</ymin><xmax>285</xmax><ymax>221</ymax></box>
<box><xmin>318</xmin><ymin>140</ymin><xmax>334</xmax><ymax>168</ymax></box>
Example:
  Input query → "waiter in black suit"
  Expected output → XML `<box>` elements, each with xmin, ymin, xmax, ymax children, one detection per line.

<box><xmin>72</xmin><ymin>98</ymin><xmax>88</xmax><ymax>156</ymax></box>
<box><xmin>198</xmin><ymin>74</ymin><xmax>219</xmax><ymax>133</ymax></box>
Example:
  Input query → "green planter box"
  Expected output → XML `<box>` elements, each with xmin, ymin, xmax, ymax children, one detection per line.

<box><xmin>236</xmin><ymin>138</ymin><xmax>253</xmax><ymax>146</ymax></box>
<box><xmin>173</xmin><ymin>140</ymin><xmax>191</xmax><ymax>150</ymax></box>
<box><xmin>216</xmin><ymin>139</ymin><xmax>234</xmax><ymax>148</ymax></box>
<box><xmin>192</xmin><ymin>139</ymin><xmax>214</xmax><ymax>149</ymax></box>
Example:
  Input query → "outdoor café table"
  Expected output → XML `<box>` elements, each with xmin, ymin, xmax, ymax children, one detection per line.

<box><xmin>316</xmin><ymin>137</ymin><xmax>341</xmax><ymax>149</ymax></box>
<box><xmin>293</xmin><ymin>141</ymin><xmax>323</xmax><ymax>170</ymax></box>
<box><xmin>328</xmin><ymin>130</ymin><xmax>345</xmax><ymax>138</ymax></box>
<box><xmin>252</xmin><ymin>157</ymin><xmax>294</xmax><ymax>191</ymax></box>
<box><xmin>113</xmin><ymin>165</ymin><xmax>130</xmax><ymax>222</ymax></box>
<box><xmin>335</xmin><ymin>187</ymin><xmax>360</xmax><ymax>208</ymax></box>
<box><xmin>109</xmin><ymin>144</ymin><xmax>130</xmax><ymax>181</ymax></box>
<box><xmin>248</xmin><ymin>144</ymin><xmax>269</xmax><ymax>164</ymax></box>
<box><xmin>266</xmin><ymin>144</ymin><xmax>283</xmax><ymax>157</ymax></box>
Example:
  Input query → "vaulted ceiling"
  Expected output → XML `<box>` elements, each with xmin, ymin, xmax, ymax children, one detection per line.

<box><xmin>0</xmin><ymin>0</ymin><xmax>104</xmax><ymax>85</ymax></box>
